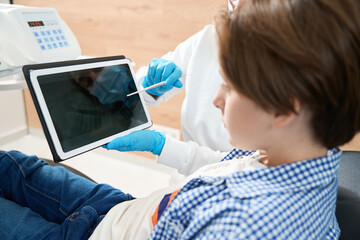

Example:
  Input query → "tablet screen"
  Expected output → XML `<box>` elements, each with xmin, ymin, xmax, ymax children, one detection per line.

<box><xmin>37</xmin><ymin>64</ymin><xmax>148</xmax><ymax>153</ymax></box>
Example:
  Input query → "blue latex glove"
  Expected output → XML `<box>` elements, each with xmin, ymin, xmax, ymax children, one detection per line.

<box><xmin>103</xmin><ymin>130</ymin><xmax>166</xmax><ymax>155</ymax></box>
<box><xmin>141</xmin><ymin>58</ymin><xmax>183</xmax><ymax>96</ymax></box>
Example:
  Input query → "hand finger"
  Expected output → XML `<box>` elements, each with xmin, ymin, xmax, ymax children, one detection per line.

<box><xmin>173</xmin><ymin>80</ymin><xmax>183</xmax><ymax>88</ymax></box>
<box><xmin>161</xmin><ymin>61</ymin><xmax>176</xmax><ymax>81</ymax></box>
<box><xmin>106</xmin><ymin>137</ymin><xmax>131</xmax><ymax>151</ymax></box>
<box><xmin>164</xmin><ymin>67</ymin><xmax>182</xmax><ymax>88</ymax></box>
<box><xmin>148</xmin><ymin>59</ymin><xmax>161</xmax><ymax>85</ymax></box>
<box><xmin>154</xmin><ymin>63</ymin><xmax>166</xmax><ymax>83</ymax></box>
<box><xmin>102</xmin><ymin>144</ymin><xmax>109</xmax><ymax>150</ymax></box>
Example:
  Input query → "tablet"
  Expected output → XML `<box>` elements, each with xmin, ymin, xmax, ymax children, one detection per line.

<box><xmin>23</xmin><ymin>56</ymin><xmax>152</xmax><ymax>162</ymax></box>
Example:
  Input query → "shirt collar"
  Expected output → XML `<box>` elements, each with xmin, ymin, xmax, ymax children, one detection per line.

<box><xmin>225</xmin><ymin>148</ymin><xmax>341</xmax><ymax>198</ymax></box>
<box><xmin>221</xmin><ymin>149</ymin><xmax>256</xmax><ymax>161</ymax></box>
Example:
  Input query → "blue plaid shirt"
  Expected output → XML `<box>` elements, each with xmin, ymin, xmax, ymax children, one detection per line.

<box><xmin>149</xmin><ymin>148</ymin><xmax>341</xmax><ymax>239</ymax></box>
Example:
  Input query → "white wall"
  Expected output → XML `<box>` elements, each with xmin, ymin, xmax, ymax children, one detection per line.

<box><xmin>0</xmin><ymin>89</ymin><xmax>28</xmax><ymax>144</ymax></box>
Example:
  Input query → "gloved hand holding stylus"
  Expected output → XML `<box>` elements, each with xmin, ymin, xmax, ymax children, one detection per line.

<box><xmin>141</xmin><ymin>58</ymin><xmax>183</xmax><ymax>96</ymax></box>
<box><xmin>103</xmin><ymin>130</ymin><xmax>166</xmax><ymax>155</ymax></box>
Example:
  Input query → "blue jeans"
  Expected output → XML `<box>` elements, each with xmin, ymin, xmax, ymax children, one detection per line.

<box><xmin>0</xmin><ymin>150</ymin><xmax>134</xmax><ymax>240</ymax></box>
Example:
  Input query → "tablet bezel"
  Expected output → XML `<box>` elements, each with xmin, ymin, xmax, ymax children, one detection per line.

<box><xmin>23</xmin><ymin>56</ymin><xmax>152</xmax><ymax>162</ymax></box>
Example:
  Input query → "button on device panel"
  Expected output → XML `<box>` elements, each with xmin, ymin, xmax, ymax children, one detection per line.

<box><xmin>31</xmin><ymin>25</ymin><xmax>69</xmax><ymax>51</ymax></box>
<box><xmin>23</xmin><ymin>12</ymin><xmax>70</xmax><ymax>51</ymax></box>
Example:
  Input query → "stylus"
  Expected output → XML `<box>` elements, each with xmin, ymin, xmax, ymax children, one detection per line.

<box><xmin>127</xmin><ymin>81</ymin><xmax>166</xmax><ymax>97</ymax></box>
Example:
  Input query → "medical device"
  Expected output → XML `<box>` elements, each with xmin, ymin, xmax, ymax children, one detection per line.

<box><xmin>0</xmin><ymin>4</ymin><xmax>81</xmax><ymax>89</ymax></box>
<box><xmin>23</xmin><ymin>56</ymin><xmax>152</xmax><ymax>162</ymax></box>
<box><xmin>127</xmin><ymin>81</ymin><xmax>165</xmax><ymax>97</ymax></box>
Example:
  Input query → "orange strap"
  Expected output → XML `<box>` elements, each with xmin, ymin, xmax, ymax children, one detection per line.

<box><xmin>152</xmin><ymin>189</ymin><xmax>180</xmax><ymax>227</ymax></box>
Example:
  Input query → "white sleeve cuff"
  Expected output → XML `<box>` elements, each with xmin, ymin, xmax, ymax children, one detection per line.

<box><xmin>156</xmin><ymin>135</ymin><xmax>229</xmax><ymax>176</ymax></box>
<box><xmin>156</xmin><ymin>135</ymin><xmax>190</xmax><ymax>171</ymax></box>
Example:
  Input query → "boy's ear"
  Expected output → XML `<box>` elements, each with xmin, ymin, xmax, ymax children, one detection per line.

<box><xmin>272</xmin><ymin>99</ymin><xmax>301</xmax><ymax>129</ymax></box>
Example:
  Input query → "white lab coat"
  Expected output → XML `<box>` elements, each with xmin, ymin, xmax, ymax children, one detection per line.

<box><xmin>136</xmin><ymin>25</ymin><xmax>232</xmax><ymax>175</ymax></box>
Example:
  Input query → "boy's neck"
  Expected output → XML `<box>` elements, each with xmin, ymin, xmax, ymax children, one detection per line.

<box><xmin>265</xmin><ymin>140</ymin><xmax>328</xmax><ymax>167</ymax></box>
<box><xmin>261</xmin><ymin>106</ymin><xmax>328</xmax><ymax>167</ymax></box>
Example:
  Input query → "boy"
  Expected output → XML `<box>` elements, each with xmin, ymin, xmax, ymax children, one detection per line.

<box><xmin>1</xmin><ymin>0</ymin><xmax>359</xmax><ymax>239</ymax></box>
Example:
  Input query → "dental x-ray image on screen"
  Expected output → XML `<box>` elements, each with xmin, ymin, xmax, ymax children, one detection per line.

<box><xmin>23</xmin><ymin>56</ymin><xmax>152</xmax><ymax>162</ymax></box>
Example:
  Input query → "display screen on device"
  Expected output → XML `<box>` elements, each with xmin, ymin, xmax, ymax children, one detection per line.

<box><xmin>36</xmin><ymin>64</ymin><xmax>148</xmax><ymax>153</ymax></box>
<box><xmin>27</xmin><ymin>21</ymin><xmax>45</xmax><ymax>27</ymax></box>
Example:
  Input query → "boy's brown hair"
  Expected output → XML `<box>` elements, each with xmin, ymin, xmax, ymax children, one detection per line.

<box><xmin>216</xmin><ymin>0</ymin><xmax>360</xmax><ymax>149</ymax></box>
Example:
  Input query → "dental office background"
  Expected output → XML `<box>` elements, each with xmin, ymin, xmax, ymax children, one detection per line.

<box><xmin>0</xmin><ymin>0</ymin><xmax>227</xmax><ymax>196</ymax></box>
<box><xmin>1</xmin><ymin>0</ymin><xmax>359</xmax><ymax>162</ymax></box>
<box><xmin>0</xmin><ymin>0</ymin><xmax>225</xmax><ymax>158</ymax></box>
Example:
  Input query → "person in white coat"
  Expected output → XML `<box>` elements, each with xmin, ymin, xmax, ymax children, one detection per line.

<box><xmin>104</xmin><ymin>1</ymin><xmax>239</xmax><ymax>175</ymax></box>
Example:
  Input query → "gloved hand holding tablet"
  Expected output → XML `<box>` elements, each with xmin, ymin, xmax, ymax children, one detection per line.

<box><xmin>22</xmin><ymin>56</ymin><xmax>152</xmax><ymax>162</ymax></box>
